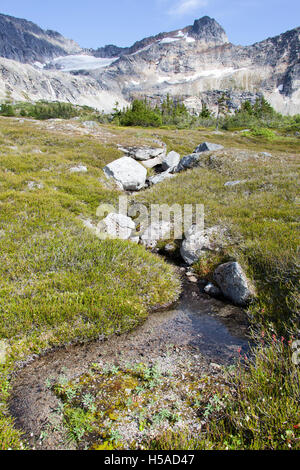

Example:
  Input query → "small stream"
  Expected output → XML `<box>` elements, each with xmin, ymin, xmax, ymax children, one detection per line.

<box><xmin>9</xmin><ymin>279</ymin><xmax>250</xmax><ymax>449</ymax></box>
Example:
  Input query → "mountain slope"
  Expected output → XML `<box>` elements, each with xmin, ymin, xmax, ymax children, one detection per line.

<box><xmin>0</xmin><ymin>13</ymin><xmax>81</xmax><ymax>63</ymax></box>
<box><xmin>0</xmin><ymin>57</ymin><xmax>128</xmax><ymax>112</ymax></box>
<box><xmin>92</xmin><ymin>23</ymin><xmax>300</xmax><ymax>115</ymax></box>
<box><xmin>0</xmin><ymin>13</ymin><xmax>299</xmax><ymax>115</ymax></box>
<box><xmin>93</xmin><ymin>16</ymin><xmax>229</xmax><ymax>58</ymax></box>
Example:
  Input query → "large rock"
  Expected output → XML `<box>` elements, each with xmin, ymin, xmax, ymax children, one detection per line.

<box><xmin>194</xmin><ymin>142</ymin><xmax>224</xmax><ymax>153</ymax></box>
<box><xmin>123</xmin><ymin>147</ymin><xmax>166</xmax><ymax>161</ymax></box>
<box><xmin>97</xmin><ymin>213</ymin><xmax>136</xmax><ymax>240</ymax></box>
<box><xmin>103</xmin><ymin>157</ymin><xmax>147</xmax><ymax>191</ymax></box>
<box><xmin>213</xmin><ymin>262</ymin><xmax>255</xmax><ymax>306</ymax></box>
<box><xmin>140</xmin><ymin>156</ymin><xmax>163</xmax><ymax>169</ymax></box>
<box><xmin>175</xmin><ymin>153</ymin><xmax>201</xmax><ymax>173</ymax></box>
<box><xmin>162</xmin><ymin>151</ymin><xmax>181</xmax><ymax>171</ymax></box>
<box><xmin>180</xmin><ymin>225</ymin><xmax>225</xmax><ymax>265</ymax></box>
<box><xmin>140</xmin><ymin>221</ymin><xmax>172</xmax><ymax>249</ymax></box>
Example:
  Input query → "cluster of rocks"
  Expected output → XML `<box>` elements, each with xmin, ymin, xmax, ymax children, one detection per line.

<box><xmin>99</xmin><ymin>141</ymin><xmax>255</xmax><ymax>307</ymax></box>
<box><xmin>103</xmin><ymin>142</ymin><xmax>224</xmax><ymax>191</ymax></box>
<box><xmin>88</xmin><ymin>209</ymin><xmax>255</xmax><ymax>307</ymax></box>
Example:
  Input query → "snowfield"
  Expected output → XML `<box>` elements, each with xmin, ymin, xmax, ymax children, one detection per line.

<box><xmin>45</xmin><ymin>55</ymin><xmax>119</xmax><ymax>72</ymax></box>
<box><xmin>154</xmin><ymin>67</ymin><xmax>242</xmax><ymax>85</ymax></box>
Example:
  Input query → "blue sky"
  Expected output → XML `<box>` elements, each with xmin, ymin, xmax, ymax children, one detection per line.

<box><xmin>0</xmin><ymin>0</ymin><xmax>299</xmax><ymax>48</ymax></box>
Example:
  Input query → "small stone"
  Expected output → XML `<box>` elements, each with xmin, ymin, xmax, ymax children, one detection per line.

<box><xmin>0</xmin><ymin>340</ymin><xmax>8</xmax><ymax>364</ymax></box>
<box><xmin>186</xmin><ymin>271</ymin><xmax>194</xmax><ymax>277</ymax></box>
<box><xmin>140</xmin><ymin>156</ymin><xmax>163</xmax><ymax>169</ymax></box>
<box><xmin>181</xmin><ymin>225</ymin><xmax>226</xmax><ymax>265</ymax></box>
<box><xmin>149</xmin><ymin>169</ymin><xmax>174</xmax><ymax>186</ymax></box>
<box><xmin>27</xmin><ymin>181</ymin><xmax>44</xmax><ymax>190</ymax></box>
<box><xmin>125</xmin><ymin>147</ymin><xmax>165</xmax><ymax>161</ymax></box>
<box><xmin>224</xmin><ymin>180</ymin><xmax>246</xmax><ymax>187</ymax></box>
<box><xmin>164</xmin><ymin>242</ymin><xmax>176</xmax><ymax>252</ymax></box>
<box><xmin>204</xmin><ymin>283</ymin><xmax>222</xmax><ymax>297</ymax></box>
<box><xmin>260</xmin><ymin>152</ymin><xmax>272</xmax><ymax>157</ymax></box>
<box><xmin>69</xmin><ymin>165</ymin><xmax>88</xmax><ymax>174</ymax></box>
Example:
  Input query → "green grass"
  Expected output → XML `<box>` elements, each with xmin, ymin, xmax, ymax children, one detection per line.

<box><xmin>148</xmin><ymin>331</ymin><xmax>300</xmax><ymax>450</ymax></box>
<box><xmin>134</xmin><ymin>141</ymin><xmax>299</xmax><ymax>327</ymax></box>
<box><xmin>0</xmin><ymin>118</ymin><xmax>180</xmax><ymax>449</ymax></box>
<box><xmin>0</xmin><ymin>116</ymin><xmax>299</xmax><ymax>450</ymax></box>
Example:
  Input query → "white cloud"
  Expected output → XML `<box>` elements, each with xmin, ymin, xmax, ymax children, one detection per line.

<box><xmin>168</xmin><ymin>0</ymin><xmax>208</xmax><ymax>16</ymax></box>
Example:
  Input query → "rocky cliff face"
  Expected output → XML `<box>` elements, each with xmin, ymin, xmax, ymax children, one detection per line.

<box><xmin>0</xmin><ymin>13</ymin><xmax>81</xmax><ymax>63</ymax></box>
<box><xmin>93</xmin><ymin>16</ymin><xmax>228</xmax><ymax>58</ymax></box>
<box><xmin>0</xmin><ymin>57</ymin><xmax>127</xmax><ymax>112</ymax></box>
<box><xmin>0</xmin><ymin>13</ymin><xmax>299</xmax><ymax>115</ymax></box>
<box><xmin>92</xmin><ymin>21</ymin><xmax>299</xmax><ymax>115</ymax></box>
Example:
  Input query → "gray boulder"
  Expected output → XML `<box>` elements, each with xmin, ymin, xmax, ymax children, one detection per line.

<box><xmin>213</xmin><ymin>262</ymin><xmax>255</xmax><ymax>306</ymax></box>
<box><xmin>124</xmin><ymin>147</ymin><xmax>166</xmax><ymax>161</ymax></box>
<box><xmin>148</xmin><ymin>169</ymin><xmax>174</xmax><ymax>186</ymax></box>
<box><xmin>181</xmin><ymin>225</ymin><xmax>225</xmax><ymax>265</ymax></box>
<box><xmin>140</xmin><ymin>156</ymin><xmax>163</xmax><ymax>169</ymax></box>
<box><xmin>103</xmin><ymin>157</ymin><xmax>147</xmax><ymax>191</ymax></box>
<box><xmin>175</xmin><ymin>153</ymin><xmax>201</xmax><ymax>173</ymax></box>
<box><xmin>194</xmin><ymin>142</ymin><xmax>224</xmax><ymax>153</ymax></box>
<box><xmin>162</xmin><ymin>151</ymin><xmax>181</xmax><ymax>171</ymax></box>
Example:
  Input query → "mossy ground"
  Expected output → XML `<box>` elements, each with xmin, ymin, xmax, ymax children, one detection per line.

<box><xmin>52</xmin><ymin>362</ymin><xmax>229</xmax><ymax>450</ymax></box>
<box><xmin>0</xmin><ymin>116</ymin><xmax>299</xmax><ymax>450</ymax></box>
<box><xmin>50</xmin><ymin>330</ymin><xmax>300</xmax><ymax>450</ymax></box>
<box><xmin>0</xmin><ymin>117</ymin><xmax>180</xmax><ymax>449</ymax></box>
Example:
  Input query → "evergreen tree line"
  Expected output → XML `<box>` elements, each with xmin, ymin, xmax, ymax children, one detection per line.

<box><xmin>0</xmin><ymin>96</ymin><xmax>299</xmax><ymax>133</ymax></box>
<box><xmin>0</xmin><ymin>100</ymin><xmax>108</xmax><ymax>122</ymax></box>
<box><xmin>112</xmin><ymin>95</ymin><xmax>300</xmax><ymax>132</ymax></box>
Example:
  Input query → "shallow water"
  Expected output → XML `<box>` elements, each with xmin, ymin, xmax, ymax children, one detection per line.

<box><xmin>9</xmin><ymin>281</ymin><xmax>250</xmax><ymax>449</ymax></box>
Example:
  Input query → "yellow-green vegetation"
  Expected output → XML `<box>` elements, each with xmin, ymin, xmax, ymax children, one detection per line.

<box><xmin>0</xmin><ymin>114</ymin><xmax>299</xmax><ymax>450</ymax></box>
<box><xmin>52</xmin><ymin>334</ymin><xmax>300</xmax><ymax>450</ymax></box>
<box><xmin>52</xmin><ymin>362</ymin><xmax>230</xmax><ymax>450</ymax></box>
<box><xmin>0</xmin><ymin>118</ymin><xmax>180</xmax><ymax>449</ymax></box>
<box><xmin>149</xmin><ymin>331</ymin><xmax>300</xmax><ymax>450</ymax></box>
<box><xmin>134</xmin><ymin>134</ymin><xmax>299</xmax><ymax>328</ymax></box>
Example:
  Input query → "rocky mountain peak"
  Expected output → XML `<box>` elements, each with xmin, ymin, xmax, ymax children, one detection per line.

<box><xmin>0</xmin><ymin>12</ymin><xmax>81</xmax><ymax>63</ymax></box>
<box><xmin>189</xmin><ymin>16</ymin><xmax>229</xmax><ymax>44</ymax></box>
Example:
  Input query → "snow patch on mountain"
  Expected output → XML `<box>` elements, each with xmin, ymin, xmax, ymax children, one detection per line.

<box><xmin>159</xmin><ymin>37</ymin><xmax>181</xmax><ymax>44</ymax></box>
<box><xmin>45</xmin><ymin>54</ymin><xmax>119</xmax><ymax>72</ymax></box>
<box><xmin>155</xmin><ymin>67</ymin><xmax>243</xmax><ymax>85</ymax></box>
